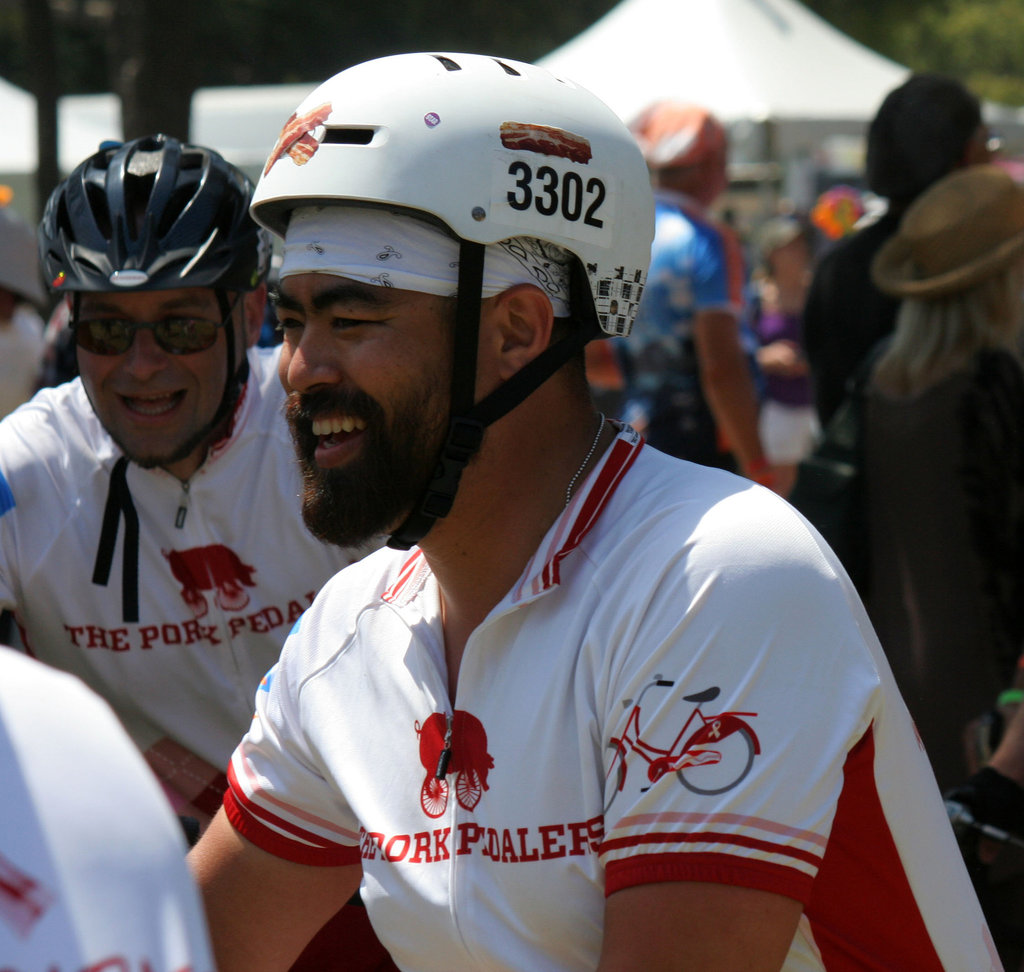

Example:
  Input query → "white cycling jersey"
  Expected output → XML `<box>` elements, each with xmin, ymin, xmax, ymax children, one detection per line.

<box><xmin>0</xmin><ymin>346</ymin><xmax>367</xmax><ymax>818</ymax></box>
<box><xmin>227</xmin><ymin>425</ymin><xmax>999</xmax><ymax>971</ymax></box>
<box><xmin>0</xmin><ymin>647</ymin><xmax>214</xmax><ymax>971</ymax></box>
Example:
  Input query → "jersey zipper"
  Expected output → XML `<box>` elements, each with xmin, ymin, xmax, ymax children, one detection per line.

<box><xmin>175</xmin><ymin>480</ymin><xmax>191</xmax><ymax>528</ymax></box>
<box><xmin>435</xmin><ymin>713</ymin><xmax>453</xmax><ymax>779</ymax></box>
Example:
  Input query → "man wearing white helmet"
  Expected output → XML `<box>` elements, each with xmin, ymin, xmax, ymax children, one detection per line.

<box><xmin>191</xmin><ymin>53</ymin><xmax>996</xmax><ymax>971</ymax></box>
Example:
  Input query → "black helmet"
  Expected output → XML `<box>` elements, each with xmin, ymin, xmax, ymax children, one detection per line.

<box><xmin>39</xmin><ymin>133</ymin><xmax>269</xmax><ymax>294</ymax></box>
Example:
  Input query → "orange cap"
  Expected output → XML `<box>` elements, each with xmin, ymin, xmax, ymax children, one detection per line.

<box><xmin>629</xmin><ymin>101</ymin><xmax>727</xmax><ymax>169</ymax></box>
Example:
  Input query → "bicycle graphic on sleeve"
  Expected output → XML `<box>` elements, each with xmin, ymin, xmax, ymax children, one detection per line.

<box><xmin>604</xmin><ymin>677</ymin><xmax>760</xmax><ymax>812</ymax></box>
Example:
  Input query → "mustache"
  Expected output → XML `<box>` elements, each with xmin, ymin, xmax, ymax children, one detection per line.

<box><xmin>285</xmin><ymin>387</ymin><xmax>380</xmax><ymax>426</ymax></box>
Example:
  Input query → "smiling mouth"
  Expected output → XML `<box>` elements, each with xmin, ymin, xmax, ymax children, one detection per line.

<box><xmin>122</xmin><ymin>392</ymin><xmax>184</xmax><ymax>416</ymax></box>
<box><xmin>311</xmin><ymin>414</ymin><xmax>368</xmax><ymax>438</ymax></box>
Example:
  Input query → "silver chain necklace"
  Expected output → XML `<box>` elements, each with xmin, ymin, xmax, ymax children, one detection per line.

<box><xmin>565</xmin><ymin>413</ymin><xmax>606</xmax><ymax>507</ymax></box>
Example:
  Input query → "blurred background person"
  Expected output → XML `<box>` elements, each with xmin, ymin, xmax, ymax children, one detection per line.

<box><xmin>749</xmin><ymin>215</ymin><xmax>818</xmax><ymax>497</ymax></box>
<box><xmin>0</xmin><ymin>198</ymin><xmax>46</xmax><ymax>419</ymax></box>
<box><xmin>804</xmin><ymin>73</ymin><xmax>993</xmax><ymax>427</ymax></box>
<box><xmin>868</xmin><ymin>164</ymin><xmax>1024</xmax><ymax>966</ymax></box>
<box><xmin>947</xmin><ymin>694</ymin><xmax>1024</xmax><ymax>970</ymax></box>
<box><xmin>618</xmin><ymin>101</ymin><xmax>773</xmax><ymax>487</ymax></box>
<box><xmin>867</xmin><ymin>164</ymin><xmax>1024</xmax><ymax>791</ymax></box>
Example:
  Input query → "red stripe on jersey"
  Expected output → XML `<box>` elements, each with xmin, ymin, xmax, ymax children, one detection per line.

<box><xmin>603</xmin><ymin>828</ymin><xmax>822</xmax><ymax>873</ymax></box>
<box><xmin>605</xmin><ymin>727</ymin><xmax>949</xmax><ymax>967</ymax></box>
<box><xmin>602</xmin><ymin>823</ymin><xmax>819</xmax><ymax>868</ymax></box>
<box><xmin>805</xmin><ymin>725</ymin><xmax>945</xmax><ymax>970</ymax></box>
<box><xmin>383</xmin><ymin>551</ymin><xmax>425</xmax><ymax>603</ymax></box>
<box><xmin>542</xmin><ymin>434</ymin><xmax>643</xmax><ymax>590</ymax></box>
<box><xmin>232</xmin><ymin>752</ymin><xmax>356</xmax><ymax>840</ymax></box>
<box><xmin>605</xmin><ymin>851</ymin><xmax>813</xmax><ymax>903</ymax></box>
<box><xmin>225</xmin><ymin>763</ymin><xmax>358</xmax><ymax>866</ymax></box>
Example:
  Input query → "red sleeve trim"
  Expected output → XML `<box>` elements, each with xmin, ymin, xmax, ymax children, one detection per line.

<box><xmin>223</xmin><ymin>787</ymin><xmax>361</xmax><ymax>867</ymax></box>
<box><xmin>601</xmin><ymin>829</ymin><xmax>822</xmax><ymax>871</ymax></box>
<box><xmin>605</xmin><ymin>851</ymin><xmax>813</xmax><ymax>903</ymax></box>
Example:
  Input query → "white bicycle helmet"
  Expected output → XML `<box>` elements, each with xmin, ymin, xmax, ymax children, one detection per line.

<box><xmin>254</xmin><ymin>52</ymin><xmax>655</xmax><ymax>548</ymax></box>
<box><xmin>253</xmin><ymin>51</ymin><xmax>653</xmax><ymax>339</ymax></box>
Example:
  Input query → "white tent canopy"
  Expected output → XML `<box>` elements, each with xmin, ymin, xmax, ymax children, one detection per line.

<box><xmin>0</xmin><ymin>82</ymin><xmax>313</xmax><ymax>219</ymax></box>
<box><xmin>539</xmin><ymin>0</ymin><xmax>1024</xmax><ymax>204</ymax></box>
<box><xmin>538</xmin><ymin>0</ymin><xmax>910</xmax><ymax>128</ymax></box>
<box><xmin>55</xmin><ymin>83</ymin><xmax>317</xmax><ymax>180</ymax></box>
<box><xmin>0</xmin><ymin>77</ymin><xmax>38</xmax><ymax>174</ymax></box>
<box><xmin>0</xmin><ymin>83</ymin><xmax>124</xmax><ymax>221</ymax></box>
<box><xmin>0</xmin><ymin>82</ymin><xmax>117</xmax><ymax>175</ymax></box>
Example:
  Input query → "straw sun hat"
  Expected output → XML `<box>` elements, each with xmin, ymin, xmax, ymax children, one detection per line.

<box><xmin>871</xmin><ymin>164</ymin><xmax>1024</xmax><ymax>299</ymax></box>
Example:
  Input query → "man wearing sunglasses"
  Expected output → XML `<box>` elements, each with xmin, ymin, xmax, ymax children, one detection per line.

<box><xmin>0</xmin><ymin>135</ymin><xmax>390</xmax><ymax>968</ymax></box>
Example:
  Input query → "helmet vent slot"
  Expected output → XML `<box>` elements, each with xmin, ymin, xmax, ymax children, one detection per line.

<box><xmin>493</xmin><ymin>60</ymin><xmax>521</xmax><ymax>77</ymax></box>
<box><xmin>156</xmin><ymin>185</ymin><xmax>197</xmax><ymax>237</ymax></box>
<box><xmin>322</xmin><ymin>128</ymin><xmax>375</xmax><ymax>146</ymax></box>
<box><xmin>84</xmin><ymin>184</ymin><xmax>112</xmax><ymax>238</ymax></box>
<box><xmin>433</xmin><ymin>55</ymin><xmax>462</xmax><ymax>72</ymax></box>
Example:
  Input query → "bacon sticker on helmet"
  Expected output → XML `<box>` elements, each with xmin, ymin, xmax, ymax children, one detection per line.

<box><xmin>263</xmin><ymin>102</ymin><xmax>332</xmax><ymax>175</ymax></box>
<box><xmin>499</xmin><ymin>122</ymin><xmax>592</xmax><ymax>164</ymax></box>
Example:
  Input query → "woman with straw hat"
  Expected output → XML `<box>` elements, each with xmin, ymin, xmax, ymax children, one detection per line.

<box><xmin>870</xmin><ymin>162</ymin><xmax>1024</xmax><ymax>967</ymax></box>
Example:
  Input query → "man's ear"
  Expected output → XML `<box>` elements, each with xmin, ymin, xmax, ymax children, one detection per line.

<box><xmin>485</xmin><ymin>284</ymin><xmax>554</xmax><ymax>380</ymax></box>
<box><xmin>242</xmin><ymin>283</ymin><xmax>268</xmax><ymax>348</ymax></box>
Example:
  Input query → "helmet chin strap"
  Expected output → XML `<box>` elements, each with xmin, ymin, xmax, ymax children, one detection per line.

<box><xmin>386</xmin><ymin>243</ymin><xmax>598</xmax><ymax>551</ymax></box>
<box><xmin>212</xmin><ymin>289</ymin><xmax>249</xmax><ymax>429</ymax></box>
<box><xmin>387</xmin><ymin>239</ymin><xmax>485</xmax><ymax>551</ymax></box>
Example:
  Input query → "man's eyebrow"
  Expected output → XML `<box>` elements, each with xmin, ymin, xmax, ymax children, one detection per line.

<box><xmin>273</xmin><ymin>281</ymin><xmax>391</xmax><ymax>313</ymax></box>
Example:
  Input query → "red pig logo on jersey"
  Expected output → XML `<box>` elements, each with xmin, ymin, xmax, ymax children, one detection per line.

<box><xmin>162</xmin><ymin>544</ymin><xmax>257</xmax><ymax>619</ymax></box>
<box><xmin>415</xmin><ymin>710</ymin><xmax>494</xmax><ymax>818</ymax></box>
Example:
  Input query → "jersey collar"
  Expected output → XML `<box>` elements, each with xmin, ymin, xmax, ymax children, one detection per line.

<box><xmin>383</xmin><ymin>423</ymin><xmax>644</xmax><ymax>608</ymax></box>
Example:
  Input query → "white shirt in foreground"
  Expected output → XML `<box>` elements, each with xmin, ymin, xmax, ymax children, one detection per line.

<box><xmin>0</xmin><ymin>647</ymin><xmax>214</xmax><ymax>970</ymax></box>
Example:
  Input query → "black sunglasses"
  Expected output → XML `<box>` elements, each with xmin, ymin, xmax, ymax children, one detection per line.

<box><xmin>73</xmin><ymin>294</ymin><xmax>241</xmax><ymax>356</ymax></box>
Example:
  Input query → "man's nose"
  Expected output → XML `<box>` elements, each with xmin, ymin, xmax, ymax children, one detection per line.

<box><xmin>280</xmin><ymin>324</ymin><xmax>347</xmax><ymax>394</ymax></box>
<box><xmin>122</xmin><ymin>327</ymin><xmax>171</xmax><ymax>376</ymax></box>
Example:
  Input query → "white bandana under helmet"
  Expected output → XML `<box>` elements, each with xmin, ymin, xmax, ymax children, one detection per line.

<box><xmin>280</xmin><ymin>206</ymin><xmax>572</xmax><ymax>318</ymax></box>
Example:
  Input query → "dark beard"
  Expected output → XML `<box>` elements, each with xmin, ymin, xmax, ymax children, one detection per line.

<box><xmin>285</xmin><ymin>384</ymin><xmax>448</xmax><ymax>548</ymax></box>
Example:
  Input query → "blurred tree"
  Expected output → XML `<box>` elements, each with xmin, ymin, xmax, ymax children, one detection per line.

<box><xmin>0</xmin><ymin>0</ymin><xmax>620</xmax><ymax>198</ymax></box>
<box><xmin>801</xmin><ymin>0</ymin><xmax>930</xmax><ymax>57</ymax></box>
<box><xmin>804</xmin><ymin>0</ymin><xmax>1024</xmax><ymax>105</ymax></box>
<box><xmin>112</xmin><ymin>0</ymin><xmax>201</xmax><ymax>140</ymax></box>
<box><xmin>8</xmin><ymin>0</ymin><xmax>1023</xmax><ymax>201</ymax></box>
<box><xmin>21</xmin><ymin>0</ymin><xmax>58</xmax><ymax>209</ymax></box>
<box><xmin>903</xmin><ymin>0</ymin><xmax>1024</xmax><ymax>104</ymax></box>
